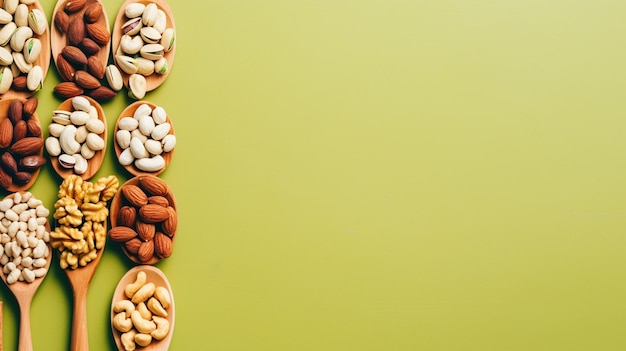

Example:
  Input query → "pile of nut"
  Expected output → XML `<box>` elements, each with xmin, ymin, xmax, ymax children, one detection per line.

<box><xmin>50</xmin><ymin>174</ymin><xmax>119</xmax><ymax>269</ymax></box>
<box><xmin>113</xmin><ymin>270</ymin><xmax>172</xmax><ymax>350</ymax></box>
<box><xmin>0</xmin><ymin>0</ymin><xmax>47</xmax><ymax>94</ymax></box>
<box><xmin>116</xmin><ymin>103</ymin><xmax>176</xmax><ymax>173</ymax></box>
<box><xmin>53</xmin><ymin>0</ymin><xmax>118</xmax><ymax>102</ymax></box>
<box><xmin>44</xmin><ymin>96</ymin><xmax>105</xmax><ymax>175</ymax></box>
<box><xmin>109</xmin><ymin>175</ymin><xmax>176</xmax><ymax>263</ymax></box>
<box><xmin>0</xmin><ymin>191</ymin><xmax>50</xmax><ymax>284</ymax></box>
<box><xmin>115</xmin><ymin>1</ymin><xmax>175</xmax><ymax>99</ymax></box>
<box><xmin>0</xmin><ymin>98</ymin><xmax>45</xmax><ymax>189</ymax></box>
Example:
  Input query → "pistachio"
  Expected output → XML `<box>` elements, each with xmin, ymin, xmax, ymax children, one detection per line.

<box><xmin>45</xmin><ymin>137</ymin><xmax>61</xmax><ymax>157</ymax></box>
<box><xmin>71</xmin><ymin>96</ymin><xmax>91</xmax><ymax>112</ymax></box>
<box><xmin>125</xmin><ymin>3</ymin><xmax>146</xmax><ymax>19</ymax></box>
<box><xmin>138</xmin><ymin>115</ymin><xmax>155</xmax><ymax>136</ymax></box>
<box><xmin>140</xmin><ymin>27</ymin><xmax>161</xmax><ymax>44</ymax></box>
<box><xmin>118</xmin><ymin>117</ymin><xmax>139</xmax><ymax>131</ymax></box>
<box><xmin>154</xmin><ymin>57</ymin><xmax>168</xmax><ymax>75</ymax></box>
<box><xmin>80</xmin><ymin>143</ymin><xmax>95</xmax><ymax>159</ymax></box>
<box><xmin>48</xmin><ymin>123</ymin><xmax>66</xmax><ymax>137</ymax></box>
<box><xmin>105</xmin><ymin>64</ymin><xmax>123</xmax><ymax>91</ymax></box>
<box><xmin>0</xmin><ymin>22</ymin><xmax>17</xmax><ymax>46</ymax></box>
<box><xmin>152</xmin><ymin>106</ymin><xmax>166</xmax><ymax>124</ymax></box>
<box><xmin>51</xmin><ymin>111</ymin><xmax>71</xmax><ymax>125</ymax></box>
<box><xmin>3</xmin><ymin>0</ymin><xmax>17</xmax><ymax>14</ymax></box>
<box><xmin>136</xmin><ymin>57</ymin><xmax>155</xmax><ymax>76</ymax></box>
<box><xmin>25</xmin><ymin>64</ymin><xmax>42</xmax><ymax>91</ymax></box>
<box><xmin>58</xmin><ymin>154</ymin><xmax>76</xmax><ymax>169</ymax></box>
<box><xmin>122</xmin><ymin>17</ymin><xmax>142</xmax><ymax>36</ymax></box>
<box><xmin>20</xmin><ymin>0</ymin><xmax>38</xmax><ymax>5</ymax></box>
<box><xmin>129</xmin><ymin>137</ymin><xmax>148</xmax><ymax>158</ymax></box>
<box><xmin>0</xmin><ymin>46</ymin><xmax>12</xmax><ymax>65</ymax></box>
<box><xmin>0</xmin><ymin>9</ymin><xmax>12</xmax><ymax>24</ymax></box>
<box><xmin>86</xmin><ymin>133</ymin><xmax>104</xmax><ymax>151</ymax></box>
<box><xmin>161</xmin><ymin>28</ymin><xmax>175</xmax><ymax>52</ymax></box>
<box><xmin>161</xmin><ymin>134</ymin><xmax>176</xmax><ymax>153</ymax></box>
<box><xmin>27</xmin><ymin>9</ymin><xmax>46</xmax><ymax>36</ymax></box>
<box><xmin>72</xmin><ymin>154</ymin><xmax>87</xmax><ymax>174</ymax></box>
<box><xmin>142</xmin><ymin>3</ymin><xmax>158</xmax><ymax>26</ymax></box>
<box><xmin>69</xmin><ymin>111</ymin><xmax>89</xmax><ymax>125</ymax></box>
<box><xmin>116</xmin><ymin>129</ymin><xmax>131</xmax><ymax>149</ymax></box>
<box><xmin>120</xmin><ymin>34</ymin><xmax>143</xmax><ymax>55</ymax></box>
<box><xmin>0</xmin><ymin>66</ymin><xmax>12</xmax><ymax>93</ymax></box>
<box><xmin>116</xmin><ymin>55</ymin><xmax>138</xmax><ymax>75</ymax></box>
<box><xmin>128</xmin><ymin>74</ymin><xmax>146</xmax><ymax>100</ymax></box>
<box><xmin>10</xmin><ymin>26</ymin><xmax>33</xmax><ymax>52</ymax></box>
<box><xmin>23</xmin><ymin>38</ymin><xmax>40</xmax><ymax>64</ymax></box>
<box><xmin>140</xmin><ymin>43</ymin><xmax>164</xmax><ymax>61</ymax></box>
<box><xmin>10</xmin><ymin>62</ymin><xmax>20</xmax><ymax>77</ymax></box>
<box><xmin>153</xmin><ymin>10</ymin><xmax>167</xmax><ymax>34</ymax></box>
<box><xmin>75</xmin><ymin>125</ymin><xmax>88</xmax><ymax>143</ymax></box>
<box><xmin>118</xmin><ymin>148</ymin><xmax>134</xmax><ymax>166</ymax></box>
<box><xmin>134</xmin><ymin>104</ymin><xmax>152</xmax><ymax>119</ymax></box>
<box><xmin>14</xmin><ymin>4</ymin><xmax>27</xmax><ymax>27</ymax></box>
<box><xmin>151</xmin><ymin>123</ymin><xmax>170</xmax><ymax>141</ymax></box>
<box><xmin>12</xmin><ymin>52</ymin><xmax>32</xmax><ymax>73</ymax></box>
<box><xmin>144</xmin><ymin>139</ymin><xmax>162</xmax><ymax>155</ymax></box>
<box><xmin>86</xmin><ymin>118</ymin><xmax>105</xmax><ymax>134</ymax></box>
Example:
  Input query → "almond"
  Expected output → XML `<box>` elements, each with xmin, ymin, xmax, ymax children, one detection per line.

<box><xmin>75</xmin><ymin>70</ymin><xmax>100</xmax><ymax>89</ymax></box>
<box><xmin>12</xmin><ymin>120</ymin><xmax>26</xmax><ymax>142</ymax></box>
<box><xmin>26</xmin><ymin>119</ymin><xmax>41</xmax><ymax>137</ymax></box>
<box><xmin>56</xmin><ymin>54</ymin><xmax>76</xmax><ymax>81</ymax></box>
<box><xmin>125</xmin><ymin>238</ymin><xmax>142</xmax><ymax>254</ymax></box>
<box><xmin>154</xmin><ymin>232</ymin><xmax>172</xmax><ymax>259</ymax></box>
<box><xmin>88</xmin><ymin>86</ymin><xmax>115</xmax><ymax>102</ymax></box>
<box><xmin>136</xmin><ymin>220</ymin><xmax>156</xmax><ymax>241</ymax></box>
<box><xmin>85</xmin><ymin>23</ymin><xmax>110</xmax><ymax>46</ymax></box>
<box><xmin>54</xmin><ymin>11</ymin><xmax>70</xmax><ymax>33</ymax></box>
<box><xmin>67</xmin><ymin>16</ymin><xmax>85</xmax><ymax>46</ymax></box>
<box><xmin>138</xmin><ymin>240</ymin><xmax>154</xmax><ymax>262</ymax></box>
<box><xmin>78</xmin><ymin>38</ymin><xmax>100</xmax><ymax>56</ymax></box>
<box><xmin>139</xmin><ymin>204</ymin><xmax>170</xmax><ymax>223</ymax></box>
<box><xmin>54</xmin><ymin>82</ymin><xmax>83</xmax><ymax>98</ymax></box>
<box><xmin>138</xmin><ymin>175</ymin><xmax>168</xmax><ymax>196</ymax></box>
<box><xmin>109</xmin><ymin>226</ymin><xmax>138</xmax><ymax>242</ymax></box>
<box><xmin>118</xmin><ymin>206</ymin><xmax>137</xmax><ymax>227</ymax></box>
<box><xmin>8</xmin><ymin>100</ymin><xmax>22</xmax><ymax>125</ymax></box>
<box><xmin>1</xmin><ymin>152</ymin><xmax>17</xmax><ymax>174</ymax></box>
<box><xmin>12</xmin><ymin>76</ymin><xmax>27</xmax><ymax>91</ymax></box>
<box><xmin>0</xmin><ymin>167</ymin><xmax>11</xmax><ymax>189</ymax></box>
<box><xmin>0</xmin><ymin>118</ymin><xmax>13</xmax><ymax>149</ymax></box>
<box><xmin>162</xmin><ymin>206</ymin><xmax>177</xmax><ymax>237</ymax></box>
<box><xmin>65</xmin><ymin>0</ymin><xmax>86</xmax><ymax>13</ymax></box>
<box><xmin>18</xmin><ymin>155</ymin><xmax>45</xmax><ymax>172</ymax></box>
<box><xmin>122</xmin><ymin>184</ymin><xmax>148</xmax><ymax>207</ymax></box>
<box><xmin>10</xmin><ymin>137</ymin><xmax>43</xmax><ymax>156</ymax></box>
<box><xmin>62</xmin><ymin>46</ymin><xmax>88</xmax><ymax>67</ymax></box>
<box><xmin>22</xmin><ymin>98</ymin><xmax>38</xmax><ymax>119</ymax></box>
<box><xmin>13</xmin><ymin>171</ymin><xmax>31</xmax><ymax>185</ymax></box>
<box><xmin>148</xmin><ymin>196</ymin><xmax>169</xmax><ymax>207</ymax></box>
<box><xmin>87</xmin><ymin>55</ymin><xmax>105</xmax><ymax>79</ymax></box>
<box><xmin>83</xmin><ymin>3</ymin><xmax>102</xmax><ymax>24</ymax></box>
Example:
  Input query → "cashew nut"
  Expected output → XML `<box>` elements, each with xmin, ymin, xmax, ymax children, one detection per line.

<box><xmin>113</xmin><ymin>312</ymin><xmax>133</xmax><ymax>333</ymax></box>
<box><xmin>113</xmin><ymin>300</ymin><xmax>135</xmax><ymax>317</ymax></box>
<box><xmin>147</xmin><ymin>297</ymin><xmax>167</xmax><ymax>317</ymax></box>
<box><xmin>150</xmin><ymin>316</ymin><xmax>170</xmax><ymax>341</ymax></box>
<box><xmin>59</xmin><ymin>125</ymin><xmax>81</xmax><ymax>154</ymax></box>
<box><xmin>131</xmin><ymin>282</ymin><xmax>155</xmax><ymax>304</ymax></box>
<box><xmin>124</xmin><ymin>270</ymin><xmax>146</xmax><ymax>299</ymax></box>
<box><xmin>121</xmin><ymin>330</ymin><xmax>137</xmax><ymax>351</ymax></box>
<box><xmin>131</xmin><ymin>310</ymin><xmax>156</xmax><ymax>334</ymax></box>
<box><xmin>137</xmin><ymin>301</ymin><xmax>153</xmax><ymax>320</ymax></box>
<box><xmin>134</xmin><ymin>333</ymin><xmax>152</xmax><ymax>347</ymax></box>
<box><xmin>154</xmin><ymin>286</ymin><xmax>171</xmax><ymax>309</ymax></box>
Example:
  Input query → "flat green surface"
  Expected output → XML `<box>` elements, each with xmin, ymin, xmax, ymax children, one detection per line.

<box><xmin>2</xmin><ymin>0</ymin><xmax>626</xmax><ymax>350</ymax></box>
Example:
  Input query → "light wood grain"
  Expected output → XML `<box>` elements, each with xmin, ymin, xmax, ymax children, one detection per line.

<box><xmin>1</xmin><ymin>1</ymin><xmax>51</xmax><ymax>100</ymax></box>
<box><xmin>0</xmin><ymin>99</ymin><xmax>45</xmax><ymax>192</ymax></box>
<box><xmin>50</xmin><ymin>0</ymin><xmax>111</xmax><ymax>80</ymax></box>
<box><xmin>114</xmin><ymin>101</ymin><xmax>175</xmax><ymax>177</ymax></box>
<box><xmin>48</xmin><ymin>96</ymin><xmax>107</xmax><ymax>181</ymax></box>
<box><xmin>111</xmin><ymin>265</ymin><xmax>175</xmax><ymax>351</ymax></box>
<box><xmin>112</xmin><ymin>0</ymin><xmax>176</xmax><ymax>92</ymax></box>
<box><xmin>109</xmin><ymin>175</ymin><xmax>178</xmax><ymax>265</ymax></box>
<box><xmin>0</xmin><ymin>193</ymin><xmax>51</xmax><ymax>351</ymax></box>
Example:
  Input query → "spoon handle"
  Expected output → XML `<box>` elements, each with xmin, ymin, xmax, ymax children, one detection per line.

<box><xmin>70</xmin><ymin>289</ymin><xmax>89</xmax><ymax>351</ymax></box>
<box><xmin>17</xmin><ymin>299</ymin><xmax>33</xmax><ymax>351</ymax></box>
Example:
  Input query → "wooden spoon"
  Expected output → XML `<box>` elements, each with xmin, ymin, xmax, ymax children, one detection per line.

<box><xmin>112</xmin><ymin>0</ymin><xmax>177</xmax><ymax>92</ymax></box>
<box><xmin>64</xmin><ymin>245</ymin><xmax>104</xmax><ymax>351</ymax></box>
<box><xmin>111</xmin><ymin>265</ymin><xmax>175</xmax><ymax>351</ymax></box>
<box><xmin>0</xmin><ymin>193</ymin><xmax>52</xmax><ymax>351</ymax></box>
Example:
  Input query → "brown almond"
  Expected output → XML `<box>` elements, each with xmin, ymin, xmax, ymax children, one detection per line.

<box><xmin>88</xmin><ymin>86</ymin><xmax>115</xmax><ymax>102</ymax></box>
<box><xmin>22</xmin><ymin>98</ymin><xmax>38</xmax><ymax>119</ymax></box>
<box><xmin>138</xmin><ymin>175</ymin><xmax>168</xmax><ymax>196</ymax></box>
<box><xmin>118</xmin><ymin>206</ymin><xmax>136</xmax><ymax>227</ymax></box>
<box><xmin>54</xmin><ymin>11</ymin><xmax>70</xmax><ymax>33</ymax></box>
<box><xmin>62</xmin><ymin>46</ymin><xmax>88</xmax><ymax>67</ymax></box>
<box><xmin>139</xmin><ymin>204</ymin><xmax>170</xmax><ymax>224</ymax></box>
<box><xmin>26</xmin><ymin>119</ymin><xmax>41</xmax><ymax>137</ymax></box>
<box><xmin>54</xmin><ymin>82</ymin><xmax>83</xmax><ymax>98</ymax></box>
<box><xmin>85</xmin><ymin>23</ymin><xmax>110</xmax><ymax>46</ymax></box>
<box><xmin>87</xmin><ymin>55</ymin><xmax>105</xmax><ymax>79</ymax></box>
<box><xmin>56</xmin><ymin>54</ymin><xmax>76</xmax><ymax>82</ymax></box>
<box><xmin>162</xmin><ymin>206</ymin><xmax>177</xmax><ymax>237</ymax></box>
<box><xmin>83</xmin><ymin>3</ymin><xmax>102</xmax><ymax>24</ymax></box>
<box><xmin>0</xmin><ymin>167</ymin><xmax>11</xmax><ymax>189</ymax></box>
<box><xmin>125</xmin><ymin>238</ymin><xmax>142</xmax><ymax>254</ymax></box>
<box><xmin>75</xmin><ymin>70</ymin><xmax>100</xmax><ymax>90</ymax></box>
<box><xmin>154</xmin><ymin>232</ymin><xmax>173</xmax><ymax>259</ymax></box>
<box><xmin>8</xmin><ymin>100</ymin><xmax>22</xmax><ymax>125</ymax></box>
<box><xmin>138</xmin><ymin>240</ymin><xmax>154</xmax><ymax>262</ymax></box>
<box><xmin>0</xmin><ymin>118</ymin><xmax>13</xmax><ymax>149</ymax></box>
<box><xmin>1</xmin><ymin>152</ymin><xmax>17</xmax><ymax>174</ymax></box>
<box><xmin>12</xmin><ymin>76</ymin><xmax>27</xmax><ymax>91</ymax></box>
<box><xmin>148</xmin><ymin>196</ymin><xmax>169</xmax><ymax>207</ymax></box>
<box><xmin>122</xmin><ymin>184</ymin><xmax>148</xmax><ymax>207</ymax></box>
<box><xmin>136</xmin><ymin>220</ymin><xmax>156</xmax><ymax>241</ymax></box>
<box><xmin>65</xmin><ymin>0</ymin><xmax>86</xmax><ymax>13</ymax></box>
<box><xmin>109</xmin><ymin>226</ymin><xmax>138</xmax><ymax>242</ymax></box>
<box><xmin>10</xmin><ymin>137</ymin><xmax>43</xmax><ymax>156</ymax></box>
<box><xmin>18</xmin><ymin>155</ymin><xmax>45</xmax><ymax>172</ymax></box>
<box><xmin>13</xmin><ymin>171</ymin><xmax>31</xmax><ymax>185</ymax></box>
<box><xmin>67</xmin><ymin>16</ymin><xmax>85</xmax><ymax>46</ymax></box>
<box><xmin>78</xmin><ymin>38</ymin><xmax>100</xmax><ymax>56</ymax></box>
<box><xmin>12</xmin><ymin>120</ymin><xmax>26</xmax><ymax>143</ymax></box>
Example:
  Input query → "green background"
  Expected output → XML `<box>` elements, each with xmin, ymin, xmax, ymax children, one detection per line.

<box><xmin>1</xmin><ymin>0</ymin><xmax>625</xmax><ymax>350</ymax></box>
